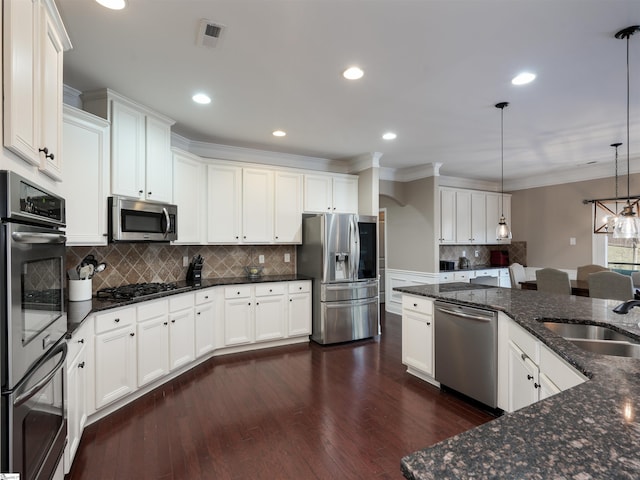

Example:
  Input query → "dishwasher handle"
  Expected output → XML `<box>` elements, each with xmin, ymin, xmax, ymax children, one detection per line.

<box><xmin>435</xmin><ymin>305</ymin><xmax>494</xmax><ymax>323</ymax></box>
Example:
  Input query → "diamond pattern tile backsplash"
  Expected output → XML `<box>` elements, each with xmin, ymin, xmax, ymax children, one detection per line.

<box><xmin>439</xmin><ymin>241</ymin><xmax>527</xmax><ymax>268</ymax></box>
<box><xmin>66</xmin><ymin>244</ymin><xmax>296</xmax><ymax>293</ymax></box>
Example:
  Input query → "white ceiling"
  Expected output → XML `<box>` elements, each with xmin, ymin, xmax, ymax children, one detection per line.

<box><xmin>57</xmin><ymin>0</ymin><xmax>640</xmax><ymax>187</ymax></box>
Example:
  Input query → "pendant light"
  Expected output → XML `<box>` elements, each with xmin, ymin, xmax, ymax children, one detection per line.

<box><xmin>607</xmin><ymin>142</ymin><xmax>623</xmax><ymax>233</ymax></box>
<box><xmin>613</xmin><ymin>26</ymin><xmax>640</xmax><ymax>239</ymax></box>
<box><xmin>495</xmin><ymin>102</ymin><xmax>512</xmax><ymax>240</ymax></box>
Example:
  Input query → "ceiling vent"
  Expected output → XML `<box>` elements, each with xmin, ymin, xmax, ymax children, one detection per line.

<box><xmin>197</xmin><ymin>19</ymin><xmax>226</xmax><ymax>48</ymax></box>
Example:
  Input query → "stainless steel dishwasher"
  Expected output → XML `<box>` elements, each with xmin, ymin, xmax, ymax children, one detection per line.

<box><xmin>434</xmin><ymin>300</ymin><xmax>498</xmax><ymax>408</ymax></box>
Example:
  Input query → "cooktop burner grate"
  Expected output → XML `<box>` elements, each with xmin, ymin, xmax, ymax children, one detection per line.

<box><xmin>96</xmin><ymin>282</ymin><xmax>182</xmax><ymax>300</ymax></box>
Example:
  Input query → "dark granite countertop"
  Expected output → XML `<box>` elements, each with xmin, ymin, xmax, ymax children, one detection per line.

<box><xmin>395</xmin><ymin>283</ymin><xmax>640</xmax><ymax>479</ymax></box>
<box><xmin>66</xmin><ymin>274</ymin><xmax>311</xmax><ymax>336</ymax></box>
<box><xmin>439</xmin><ymin>265</ymin><xmax>508</xmax><ymax>272</ymax></box>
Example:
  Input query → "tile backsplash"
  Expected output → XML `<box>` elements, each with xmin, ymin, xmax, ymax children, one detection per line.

<box><xmin>66</xmin><ymin>244</ymin><xmax>296</xmax><ymax>293</ymax></box>
<box><xmin>439</xmin><ymin>241</ymin><xmax>527</xmax><ymax>268</ymax></box>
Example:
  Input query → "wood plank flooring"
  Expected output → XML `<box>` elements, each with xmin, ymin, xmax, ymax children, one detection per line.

<box><xmin>66</xmin><ymin>309</ymin><xmax>495</xmax><ymax>480</ymax></box>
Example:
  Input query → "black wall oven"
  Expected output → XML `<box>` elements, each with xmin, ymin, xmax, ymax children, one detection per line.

<box><xmin>0</xmin><ymin>171</ymin><xmax>68</xmax><ymax>480</ymax></box>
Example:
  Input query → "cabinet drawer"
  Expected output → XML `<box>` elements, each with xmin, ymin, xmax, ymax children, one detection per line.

<box><xmin>67</xmin><ymin>327</ymin><xmax>88</xmax><ymax>362</ymax></box>
<box><xmin>475</xmin><ymin>269</ymin><xmax>498</xmax><ymax>278</ymax></box>
<box><xmin>95</xmin><ymin>307</ymin><xmax>135</xmax><ymax>334</ymax></box>
<box><xmin>509</xmin><ymin>321</ymin><xmax>539</xmax><ymax>363</ymax></box>
<box><xmin>225</xmin><ymin>286</ymin><xmax>251</xmax><ymax>299</ymax></box>
<box><xmin>137</xmin><ymin>299</ymin><xmax>168</xmax><ymax>321</ymax></box>
<box><xmin>255</xmin><ymin>284</ymin><xmax>285</xmax><ymax>297</ymax></box>
<box><xmin>169</xmin><ymin>293</ymin><xmax>194</xmax><ymax>312</ymax></box>
<box><xmin>402</xmin><ymin>295</ymin><xmax>433</xmax><ymax>314</ymax></box>
<box><xmin>288</xmin><ymin>281</ymin><xmax>310</xmax><ymax>294</ymax></box>
<box><xmin>195</xmin><ymin>289</ymin><xmax>214</xmax><ymax>305</ymax></box>
<box><xmin>453</xmin><ymin>271</ymin><xmax>471</xmax><ymax>282</ymax></box>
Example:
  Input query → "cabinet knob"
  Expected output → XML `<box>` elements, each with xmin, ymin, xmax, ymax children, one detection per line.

<box><xmin>275</xmin><ymin>236</ymin><xmax>278</xmax><ymax>239</ymax></box>
<box><xmin>129</xmin><ymin>332</ymin><xmax>135</xmax><ymax>337</ymax></box>
<box><xmin>78</xmin><ymin>362</ymin><xmax>85</xmax><ymax>369</ymax></box>
<box><xmin>426</xmin><ymin>322</ymin><xmax>431</xmax><ymax>326</ymax></box>
<box><xmin>171</xmin><ymin>319</ymin><xmax>176</xmax><ymax>323</ymax></box>
<box><xmin>204</xmin><ymin>296</ymin><xmax>209</xmax><ymax>299</ymax></box>
<box><xmin>114</xmin><ymin>318</ymin><xmax>120</xmax><ymax>323</ymax></box>
<box><xmin>534</xmin><ymin>383</ymin><xmax>540</xmax><ymax>389</ymax></box>
<box><xmin>521</xmin><ymin>353</ymin><xmax>526</xmax><ymax>361</ymax></box>
<box><xmin>248</xmin><ymin>302</ymin><xmax>251</xmax><ymax>306</ymax></box>
<box><xmin>78</xmin><ymin>339</ymin><xmax>84</xmax><ymax>344</ymax></box>
<box><xmin>38</xmin><ymin>147</ymin><xmax>54</xmax><ymax>160</ymax></box>
<box><xmin>235</xmin><ymin>236</ymin><xmax>239</xmax><ymax>239</ymax></box>
<box><xmin>269</xmin><ymin>289</ymin><xmax>272</xmax><ymax>292</ymax></box>
<box><xmin>413</xmin><ymin>303</ymin><xmax>418</xmax><ymax>307</ymax></box>
<box><xmin>148</xmin><ymin>191</ymin><xmax>152</xmax><ymax>196</ymax></box>
<box><xmin>299</xmin><ymin>287</ymin><xmax>302</xmax><ymax>290</ymax></box>
<box><xmin>290</xmin><ymin>299</ymin><xmax>292</xmax><ymax>302</ymax></box>
<box><xmin>237</xmin><ymin>291</ymin><xmax>241</xmax><ymax>295</ymax></box>
<box><xmin>527</xmin><ymin>374</ymin><xmax>534</xmax><ymax>380</ymax></box>
<box><xmin>197</xmin><ymin>311</ymin><xmax>201</xmax><ymax>315</ymax></box>
<box><xmin>139</xmin><ymin>190</ymin><xmax>143</xmax><ymax>195</ymax></box>
<box><xmin>164</xmin><ymin>322</ymin><xmax>168</xmax><ymax>325</ymax></box>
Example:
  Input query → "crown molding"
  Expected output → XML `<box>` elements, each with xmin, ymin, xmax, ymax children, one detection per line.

<box><xmin>341</xmin><ymin>152</ymin><xmax>383</xmax><ymax>173</ymax></box>
<box><xmin>379</xmin><ymin>163</ymin><xmax>442</xmax><ymax>182</ymax></box>
<box><xmin>439</xmin><ymin>175</ymin><xmax>500</xmax><ymax>192</ymax></box>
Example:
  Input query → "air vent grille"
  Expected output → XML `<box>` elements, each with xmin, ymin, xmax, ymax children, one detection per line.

<box><xmin>197</xmin><ymin>19</ymin><xmax>226</xmax><ymax>48</ymax></box>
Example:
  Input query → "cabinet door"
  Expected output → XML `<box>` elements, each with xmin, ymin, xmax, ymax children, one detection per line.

<box><xmin>195</xmin><ymin>302</ymin><xmax>215</xmax><ymax>357</ymax></box>
<box><xmin>38</xmin><ymin>2</ymin><xmax>65</xmax><ymax>181</ymax></box>
<box><xmin>62</xmin><ymin>106</ymin><xmax>110</xmax><ymax>245</ymax></box>
<box><xmin>288</xmin><ymin>292</ymin><xmax>311</xmax><ymax>337</ymax></box>
<box><xmin>145</xmin><ymin>116</ymin><xmax>173</xmax><ymax>203</ymax></box>
<box><xmin>274</xmin><ymin>171</ymin><xmax>303</xmax><ymax>243</ymax></box>
<box><xmin>173</xmin><ymin>150</ymin><xmax>205</xmax><ymax>244</ymax></box>
<box><xmin>439</xmin><ymin>189</ymin><xmax>456</xmax><ymax>243</ymax></box>
<box><xmin>65</xmin><ymin>344</ymin><xmax>86</xmax><ymax>473</ymax></box>
<box><xmin>538</xmin><ymin>371</ymin><xmax>561</xmax><ymax>400</ymax></box>
<box><xmin>333</xmin><ymin>176</ymin><xmax>358</xmax><ymax>213</ymax></box>
<box><xmin>255</xmin><ymin>294</ymin><xmax>285</xmax><ymax>342</ymax></box>
<box><xmin>169</xmin><ymin>308</ymin><xmax>195</xmax><ymax>370</ymax></box>
<box><xmin>224</xmin><ymin>298</ymin><xmax>253</xmax><ymax>345</ymax></box>
<box><xmin>207</xmin><ymin>164</ymin><xmax>242</xmax><ymax>243</ymax></box>
<box><xmin>507</xmin><ymin>340</ymin><xmax>539</xmax><ymax>412</ymax></box>
<box><xmin>242</xmin><ymin>168</ymin><xmax>274</xmax><ymax>243</ymax></box>
<box><xmin>455</xmin><ymin>190</ymin><xmax>472</xmax><ymax>243</ymax></box>
<box><xmin>470</xmin><ymin>192</ymin><xmax>486</xmax><ymax>244</ymax></box>
<box><xmin>94</xmin><ymin>325</ymin><xmax>137</xmax><ymax>409</ymax></box>
<box><xmin>304</xmin><ymin>174</ymin><xmax>333</xmax><ymax>213</ymax></box>
<box><xmin>136</xmin><ymin>316</ymin><xmax>169</xmax><ymax>387</ymax></box>
<box><xmin>110</xmin><ymin>100</ymin><xmax>146</xmax><ymax>198</ymax></box>
<box><xmin>402</xmin><ymin>310</ymin><xmax>434</xmax><ymax>376</ymax></box>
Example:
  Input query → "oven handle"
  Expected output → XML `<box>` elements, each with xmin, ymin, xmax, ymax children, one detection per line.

<box><xmin>11</xmin><ymin>231</ymin><xmax>66</xmax><ymax>244</ymax></box>
<box><xmin>162</xmin><ymin>207</ymin><xmax>170</xmax><ymax>238</ymax></box>
<box><xmin>13</xmin><ymin>341</ymin><xmax>67</xmax><ymax>408</ymax></box>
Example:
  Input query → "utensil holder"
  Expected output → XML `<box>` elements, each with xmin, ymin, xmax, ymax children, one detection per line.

<box><xmin>69</xmin><ymin>279</ymin><xmax>92</xmax><ymax>301</ymax></box>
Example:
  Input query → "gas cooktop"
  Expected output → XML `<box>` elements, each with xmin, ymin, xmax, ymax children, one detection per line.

<box><xmin>96</xmin><ymin>282</ymin><xmax>188</xmax><ymax>301</ymax></box>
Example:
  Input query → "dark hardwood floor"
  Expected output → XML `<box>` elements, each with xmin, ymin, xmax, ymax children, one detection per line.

<box><xmin>67</xmin><ymin>308</ymin><xmax>495</xmax><ymax>480</ymax></box>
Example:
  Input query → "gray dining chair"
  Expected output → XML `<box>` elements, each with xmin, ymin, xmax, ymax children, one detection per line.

<box><xmin>508</xmin><ymin>263</ymin><xmax>526</xmax><ymax>289</ymax></box>
<box><xmin>535</xmin><ymin>268</ymin><xmax>571</xmax><ymax>295</ymax></box>
<box><xmin>588</xmin><ymin>271</ymin><xmax>634</xmax><ymax>301</ymax></box>
<box><xmin>576</xmin><ymin>264</ymin><xmax>609</xmax><ymax>282</ymax></box>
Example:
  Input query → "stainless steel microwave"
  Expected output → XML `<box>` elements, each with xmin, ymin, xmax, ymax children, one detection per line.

<box><xmin>108</xmin><ymin>196</ymin><xmax>177</xmax><ymax>242</ymax></box>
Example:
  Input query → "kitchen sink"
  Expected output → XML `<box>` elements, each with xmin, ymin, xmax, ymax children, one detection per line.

<box><xmin>541</xmin><ymin>321</ymin><xmax>640</xmax><ymax>358</ymax></box>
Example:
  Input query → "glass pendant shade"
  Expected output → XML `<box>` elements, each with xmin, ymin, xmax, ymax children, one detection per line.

<box><xmin>613</xmin><ymin>202</ymin><xmax>640</xmax><ymax>238</ymax></box>
<box><xmin>496</xmin><ymin>216</ymin><xmax>512</xmax><ymax>239</ymax></box>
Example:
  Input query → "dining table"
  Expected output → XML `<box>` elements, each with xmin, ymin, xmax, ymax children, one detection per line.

<box><xmin>519</xmin><ymin>279</ymin><xmax>590</xmax><ymax>297</ymax></box>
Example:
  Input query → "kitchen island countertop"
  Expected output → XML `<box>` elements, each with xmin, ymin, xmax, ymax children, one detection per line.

<box><xmin>395</xmin><ymin>283</ymin><xmax>640</xmax><ymax>479</ymax></box>
<box><xmin>66</xmin><ymin>274</ymin><xmax>312</xmax><ymax>335</ymax></box>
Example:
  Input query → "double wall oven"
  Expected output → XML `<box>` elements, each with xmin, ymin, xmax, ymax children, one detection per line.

<box><xmin>0</xmin><ymin>171</ymin><xmax>67</xmax><ymax>479</ymax></box>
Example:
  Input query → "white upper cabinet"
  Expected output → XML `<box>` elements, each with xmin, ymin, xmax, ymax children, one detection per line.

<box><xmin>3</xmin><ymin>0</ymin><xmax>71</xmax><ymax>179</ymax></box>
<box><xmin>304</xmin><ymin>173</ymin><xmax>358</xmax><ymax>213</ymax></box>
<box><xmin>61</xmin><ymin>105</ymin><xmax>110</xmax><ymax>245</ymax></box>
<box><xmin>82</xmin><ymin>89</ymin><xmax>175</xmax><ymax>203</ymax></box>
<box><xmin>172</xmin><ymin>149</ymin><xmax>206</xmax><ymax>244</ymax></box>
<box><xmin>207</xmin><ymin>163</ymin><xmax>242</xmax><ymax>243</ymax></box>
<box><xmin>274</xmin><ymin>171</ymin><xmax>303</xmax><ymax>243</ymax></box>
<box><xmin>439</xmin><ymin>187</ymin><xmax>511</xmax><ymax>245</ymax></box>
<box><xmin>242</xmin><ymin>168</ymin><xmax>274</xmax><ymax>243</ymax></box>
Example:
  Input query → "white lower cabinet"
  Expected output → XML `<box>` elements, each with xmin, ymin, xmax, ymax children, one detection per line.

<box><xmin>169</xmin><ymin>294</ymin><xmax>196</xmax><ymax>370</ymax></box>
<box><xmin>194</xmin><ymin>289</ymin><xmax>216</xmax><ymax>357</ymax></box>
<box><xmin>94</xmin><ymin>307</ymin><xmax>137</xmax><ymax>409</ymax></box>
<box><xmin>255</xmin><ymin>284</ymin><xmax>286</xmax><ymax>342</ymax></box>
<box><xmin>504</xmin><ymin>320</ymin><xmax>586</xmax><ymax>412</ymax></box>
<box><xmin>401</xmin><ymin>295</ymin><xmax>435</xmax><ymax>379</ymax></box>
<box><xmin>287</xmin><ymin>281</ymin><xmax>311</xmax><ymax>337</ymax></box>
<box><xmin>65</xmin><ymin>320</ymin><xmax>91</xmax><ymax>473</ymax></box>
<box><xmin>224</xmin><ymin>286</ymin><xmax>254</xmax><ymax>345</ymax></box>
<box><xmin>136</xmin><ymin>300</ymin><xmax>169</xmax><ymax>387</ymax></box>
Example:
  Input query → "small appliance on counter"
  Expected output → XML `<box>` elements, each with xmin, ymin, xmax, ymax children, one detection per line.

<box><xmin>458</xmin><ymin>252</ymin><xmax>470</xmax><ymax>270</ymax></box>
<box><xmin>245</xmin><ymin>265</ymin><xmax>264</xmax><ymax>279</ymax></box>
<box><xmin>490</xmin><ymin>250</ymin><xmax>509</xmax><ymax>267</ymax></box>
<box><xmin>186</xmin><ymin>255</ymin><xmax>203</xmax><ymax>283</ymax></box>
<box><xmin>440</xmin><ymin>260</ymin><xmax>456</xmax><ymax>271</ymax></box>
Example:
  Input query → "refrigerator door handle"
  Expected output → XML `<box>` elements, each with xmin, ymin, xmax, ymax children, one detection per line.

<box><xmin>352</xmin><ymin>216</ymin><xmax>360</xmax><ymax>280</ymax></box>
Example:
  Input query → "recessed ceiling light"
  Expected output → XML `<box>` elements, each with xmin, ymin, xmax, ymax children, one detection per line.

<box><xmin>382</xmin><ymin>132</ymin><xmax>397</xmax><ymax>140</ymax></box>
<box><xmin>512</xmin><ymin>72</ymin><xmax>536</xmax><ymax>85</ymax></box>
<box><xmin>95</xmin><ymin>0</ymin><xmax>126</xmax><ymax>10</ymax></box>
<box><xmin>343</xmin><ymin>67</ymin><xmax>364</xmax><ymax>80</ymax></box>
<box><xmin>192</xmin><ymin>93</ymin><xmax>211</xmax><ymax>105</ymax></box>
<box><xmin>273</xmin><ymin>130</ymin><xmax>286</xmax><ymax>137</ymax></box>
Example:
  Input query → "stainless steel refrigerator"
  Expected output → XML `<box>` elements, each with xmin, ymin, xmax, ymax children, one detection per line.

<box><xmin>297</xmin><ymin>213</ymin><xmax>379</xmax><ymax>344</ymax></box>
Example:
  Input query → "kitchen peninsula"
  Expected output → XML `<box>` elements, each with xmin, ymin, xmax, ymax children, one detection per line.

<box><xmin>395</xmin><ymin>283</ymin><xmax>640</xmax><ymax>479</ymax></box>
